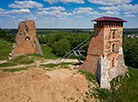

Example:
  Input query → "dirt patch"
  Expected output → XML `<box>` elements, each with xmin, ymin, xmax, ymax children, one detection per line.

<box><xmin>0</xmin><ymin>60</ymin><xmax>7</xmax><ymax>64</ymax></box>
<box><xmin>0</xmin><ymin>68</ymin><xmax>90</xmax><ymax>102</ymax></box>
<box><xmin>0</xmin><ymin>59</ymin><xmax>78</xmax><ymax>69</ymax></box>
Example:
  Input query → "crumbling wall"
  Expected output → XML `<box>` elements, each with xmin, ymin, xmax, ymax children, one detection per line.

<box><xmin>9</xmin><ymin>20</ymin><xmax>43</xmax><ymax>59</ymax></box>
<box><xmin>96</xmin><ymin>56</ymin><xmax>111</xmax><ymax>90</ymax></box>
<box><xmin>80</xmin><ymin>26</ymin><xmax>104</xmax><ymax>74</ymax></box>
<box><xmin>96</xmin><ymin>47</ymin><xmax>127</xmax><ymax>89</ymax></box>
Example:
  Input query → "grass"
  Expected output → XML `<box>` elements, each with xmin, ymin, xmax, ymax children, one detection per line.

<box><xmin>40</xmin><ymin>63</ymin><xmax>71</xmax><ymax>71</ymax></box>
<box><xmin>0</xmin><ymin>62</ymin><xmax>17</xmax><ymax>68</ymax></box>
<box><xmin>0</xmin><ymin>55</ymin><xmax>34</xmax><ymax>68</ymax></box>
<box><xmin>78</xmin><ymin>70</ymin><xmax>97</xmax><ymax>83</ymax></box>
<box><xmin>40</xmin><ymin>63</ymin><xmax>58</xmax><ymax>68</ymax></box>
<box><xmin>11</xmin><ymin>55</ymin><xmax>34</xmax><ymax>64</ymax></box>
<box><xmin>41</xmin><ymin>44</ymin><xmax>59</xmax><ymax>59</ymax></box>
<box><xmin>40</xmin><ymin>63</ymin><xmax>71</xmax><ymax>70</ymax></box>
<box><xmin>0</xmin><ymin>38</ymin><xmax>59</xmax><ymax>61</ymax></box>
<box><xmin>78</xmin><ymin>67</ymin><xmax>138</xmax><ymax>102</ymax></box>
<box><xmin>0</xmin><ymin>39</ymin><xmax>58</xmax><ymax>68</ymax></box>
<box><xmin>29</xmin><ymin>44</ymin><xmax>59</xmax><ymax>59</ymax></box>
<box><xmin>0</xmin><ymin>39</ymin><xmax>12</xmax><ymax>60</ymax></box>
<box><xmin>40</xmin><ymin>63</ymin><xmax>70</xmax><ymax>68</ymax></box>
<box><xmin>0</xmin><ymin>67</ymin><xmax>28</xmax><ymax>72</ymax></box>
<box><xmin>101</xmin><ymin>67</ymin><xmax>138</xmax><ymax>102</ymax></box>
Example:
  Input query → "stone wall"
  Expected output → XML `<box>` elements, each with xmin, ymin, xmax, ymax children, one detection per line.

<box><xmin>96</xmin><ymin>47</ymin><xmax>127</xmax><ymax>89</ymax></box>
<box><xmin>9</xmin><ymin>20</ymin><xmax>44</xmax><ymax>59</ymax></box>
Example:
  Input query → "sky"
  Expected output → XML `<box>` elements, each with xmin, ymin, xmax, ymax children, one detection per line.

<box><xmin>0</xmin><ymin>0</ymin><xmax>138</xmax><ymax>28</ymax></box>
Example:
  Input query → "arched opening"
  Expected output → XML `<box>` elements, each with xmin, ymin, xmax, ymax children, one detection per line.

<box><xmin>25</xmin><ymin>36</ymin><xmax>30</xmax><ymax>40</ymax></box>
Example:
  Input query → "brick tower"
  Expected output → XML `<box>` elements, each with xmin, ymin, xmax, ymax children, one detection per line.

<box><xmin>80</xmin><ymin>16</ymin><xmax>127</xmax><ymax>89</ymax></box>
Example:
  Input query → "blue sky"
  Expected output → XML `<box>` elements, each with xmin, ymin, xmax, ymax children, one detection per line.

<box><xmin>0</xmin><ymin>0</ymin><xmax>138</xmax><ymax>28</ymax></box>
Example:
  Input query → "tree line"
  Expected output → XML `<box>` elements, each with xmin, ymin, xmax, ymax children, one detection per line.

<box><xmin>37</xmin><ymin>32</ymin><xmax>91</xmax><ymax>56</ymax></box>
<box><xmin>0</xmin><ymin>28</ymin><xmax>15</xmax><ymax>43</ymax></box>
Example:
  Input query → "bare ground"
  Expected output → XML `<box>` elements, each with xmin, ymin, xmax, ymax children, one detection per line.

<box><xmin>0</xmin><ymin>68</ymin><xmax>91</xmax><ymax>102</ymax></box>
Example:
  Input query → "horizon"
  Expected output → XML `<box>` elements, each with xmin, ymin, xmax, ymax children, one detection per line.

<box><xmin>0</xmin><ymin>0</ymin><xmax>138</xmax><ymax>28</ymax></box>
<box><xmin>3</xmin><ymin>27</ymin><xmax>138</xmax><ymax>29</ymax></box>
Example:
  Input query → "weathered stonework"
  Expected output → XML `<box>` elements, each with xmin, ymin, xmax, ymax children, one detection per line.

<box><xmin>9</xmin><ymin>20</ymin><xmax>43</xmax><ymax>59</ymax></box>
<box><xmin>96</xmin><ymin>47</ymin><xmax>127</xmax><ymax>89</ymax></box>
<box><xmin>96</xmin><ymin>56</ymin><xmax>111</xmax><ymax>90</ymax></box>
<box><xmin>80</xmin><ymin>16</ymin><xmax>127</xmax><ymax>89</ymax></box>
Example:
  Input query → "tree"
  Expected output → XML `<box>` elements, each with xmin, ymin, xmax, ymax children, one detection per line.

<box><xmin>0</xmin><ymin>28</ymin><xmax>6</xmax><ymax>38</ymax></box>
<box><xmin>123</xmin><ymin>37</ymin><xmax>138</xmax><ymax>68</ymax></box>
<box><xmin>53</xmin><ymin>39</ymin><xmax>71</xmax><ymax>56</ymax></box>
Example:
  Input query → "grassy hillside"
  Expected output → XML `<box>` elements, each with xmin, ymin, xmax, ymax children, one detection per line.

<box><xmin>79</xmin><ymin>67</ymin><xmax>138</xmax><ymax>102</ymax></box>
<box><xmin>98</xmin><ymin>67</ymin><xmax>138</xmax><ymax>102</ymax></box>
<box><xmin>0</xmin><ymin>39</ymin><xmax>58</xmax><ymax>60</ymax></box>
<box><xmin>0</xmin><ymin>39</ymin><xmax>12</xmax><ymax>60</ymax></box>
<box><xmin>0</xmin><ymin>39</ymin><xmax>59</xmax><ymax>69</ymax></box>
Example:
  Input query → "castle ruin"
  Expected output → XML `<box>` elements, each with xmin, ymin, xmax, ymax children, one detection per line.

<box><xmin>9</xmin><ymin>20</ymin><xmax>43</xmax><ymax>59</ymax></box>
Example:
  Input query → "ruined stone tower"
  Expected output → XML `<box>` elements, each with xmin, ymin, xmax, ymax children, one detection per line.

<box><xmin>9</xmin><ymin>20</ymin><xmax>44</xmax><ymax>59</ymax></box>
<box><xmin>80</xmin><ymin>16</ymin><xmax>127</xmax><ymax>89</ymax></box>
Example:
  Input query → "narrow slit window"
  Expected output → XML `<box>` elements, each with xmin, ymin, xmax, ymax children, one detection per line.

<box><xmin>112</xmin><ymin>57</ymin><xmax>115</xmax><ymax>67</ymax></box>
<box><xmin>112</xmin><ymin>44</ymin><xmax>115</xmax><ymax>52</ymax></box>
<box><xmin>113</xmin><ymin>31</ymin><xmax>115</xmax><ymax>39</ymax></box>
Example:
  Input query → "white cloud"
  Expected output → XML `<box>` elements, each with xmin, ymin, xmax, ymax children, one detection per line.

<box><xmin>38</xmin><ymin>6</ymin><xmax>65</xmax><ymax>11</ymax></box>
<box><xmin>123</xmin><ymin>15</ymin><xmax>136</xmax><ymax>17</ymax></box>
<box><xmin>37</xmin><ymin>10</ymin><xmax>72</xmax><ymax>18</ymax></box>
<box><xmin>88</xmin><ymin>0</ymin><xmax>131</xmax><ymax>5</ymax></box>
<box><xmin>99</xmin><ymin>6</ymin><xmax>119</xmax><ymax>11</ymax></box>
<box><xmin>89</xmin><ymin>11</ymin><xmax>101</xmax><ymax>15</ymax></box>
<box><xmin>73</xmin><ymin>7</ymin><xmax>100</xmax><ymax>16</ymax></box>
<box><xmin>104</xmin><ymin>11</ymin><xmax>120</xmax><ymax>15</ymax></box>
<box><xmin>99</xmin><ymin>4</ymin><xmax>138</xmax><ymax>12</ymax></box>
<box><xmin>123</xmin><ymin>11</ymin><xmax>138</xmax><ymax>15</ymax></box>
<box><xmin>73</xmin><ymin>7</ymin><xmax>93</xmax><ymax>14</ymax></box>
<box><xmin>44</xmin><ymin>0</ymin><xmax>84</xmax><ymax>4</ymax></box>
<box><xmin>0</xmin><ymin>8</ymin><xmax>5</xmax><ymax>12</ymax></box>
<box><xmin>0</xmin><ymin>8</ymin><xmax>5</xmax><ymax>14</ymax></box>
<box><xmin>119</xmin><ymin>4</ymin><xmax>138</xmax><ymax>11</ymax></box>
<box><xmin>8</xmin><ymin>1</ymin><xmax>43</xmax><ymax>8</ymax></box>
<box><xmin>99</xmin><ymin>4</ymin><xmax>138</xmax><ymax>16</ymax></box>
<box><xmin>37</xmin><ymin>10</ymin><xmax>60</xmax><ymax>16</ymax></box>
<box><xmin>5</xmin><ymin>9</ymin><xmax>31</xmax><ymax>14</ymax></box>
